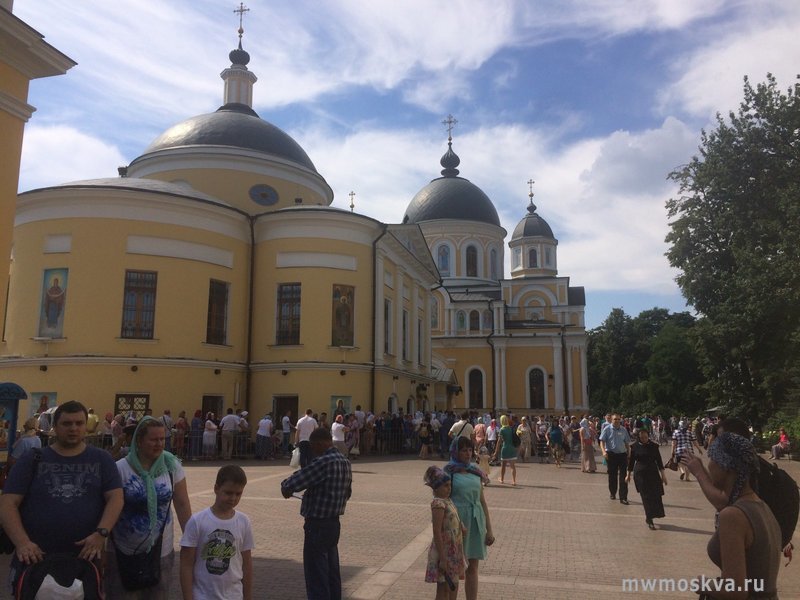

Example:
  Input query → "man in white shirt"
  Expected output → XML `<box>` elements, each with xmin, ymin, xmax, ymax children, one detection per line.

<box><xmin>448</xmin><ymin>411</ymin><xmax>474</xmax><ymax>442</ymax></box>
<box><xmin>281</xmin><ymin>411</ymin><xmax>293</xmax><ymax>457</ymax></box>
<box><xmin>219</xmin><ymin>408</ymin><xmax>241</xmax><ymax>460</ymax></box>
<box><xmin>256</xmin><ymin>414</ymin><xmax>274</xmax><ymax>460</ymax></box>
<box><xmin>295</xmin><ymin>409</ymin><xmax>318</xmax><ymax>467</ymax></box>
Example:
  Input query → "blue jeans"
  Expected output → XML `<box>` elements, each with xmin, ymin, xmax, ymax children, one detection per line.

<box><xmin>282</xmin><ymin>431</ymin><xmax>290</xmax><ymax>455</ymax></box>
<box><xmin>303</xmin><ymin>517</ymin><xmax>341</xmax><ymax>600</ymax></box>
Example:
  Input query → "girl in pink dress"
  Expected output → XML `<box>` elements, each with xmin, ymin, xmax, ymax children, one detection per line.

<box><xmin>424</xmin><ymin>466</ymin><xmax>467</xmax><ymax>599</ymax></box>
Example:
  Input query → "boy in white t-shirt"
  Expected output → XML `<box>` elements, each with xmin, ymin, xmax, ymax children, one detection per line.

<box><xmin>180</xmin><ymin>465</ymin><xmax>254</xmax><ymax>599</ymax></box>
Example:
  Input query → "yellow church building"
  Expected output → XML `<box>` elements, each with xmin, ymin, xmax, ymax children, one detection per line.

<box><xmin>0</xmin><ymin>24</ymin><xmax>587</xmax><ymax>423</ymax></box>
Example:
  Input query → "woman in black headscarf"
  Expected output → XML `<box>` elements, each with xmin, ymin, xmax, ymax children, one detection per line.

<box><xmin>626</xmin><ymin>428</ymin><xmax>668</xmax><ymax>529</ymax></box>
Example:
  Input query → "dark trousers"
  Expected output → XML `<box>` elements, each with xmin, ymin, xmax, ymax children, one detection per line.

<box><xmin>607</xmin><ymin>451</ymin><xmax>628</xmax><ymax>500</ymax></box>
<box><xmin>299</xmin><ymin>440</ymin><xmax>312</xmax><ymax>467</ymax></box>
<box><xmin>303</xmin><ymin>517</ymin><xmax>341</xmax><ymax>600</ymax></box>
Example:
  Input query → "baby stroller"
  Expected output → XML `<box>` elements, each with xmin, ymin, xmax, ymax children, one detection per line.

<box><xmin>16</xmin><ymin>553</ymin><xmax>103</xmax><ymax>599</ymax></box>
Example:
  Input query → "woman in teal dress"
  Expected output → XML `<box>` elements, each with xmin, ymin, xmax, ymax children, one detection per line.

<box><xmin>492</xmin><ymin>414</ymin><xmax>518</xmax><ymax>485</ymax></box>
<box><xmin>445</xmin><ymin>436</ymin><xmax>495</xmax><ymax>600</ymax></box>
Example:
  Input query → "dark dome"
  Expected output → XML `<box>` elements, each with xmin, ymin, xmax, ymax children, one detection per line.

<box><xmin>511</xmin><ymin>202</ymin><xmax>554</xmax><ymax>240</ymax></box>
<box><xmin>403</xmin><ymin>142</ymin><xmax>500</xmax><ymax>226</ymax></box>
<box><xmin>405</xmin><ymin>177</ymin><xmax>501</xmax><ymax>226</ymax></box>
<box><xmin>141</xmin><ymin>103</ymin><xmax>317</xmax><ymax>172</ymax></box>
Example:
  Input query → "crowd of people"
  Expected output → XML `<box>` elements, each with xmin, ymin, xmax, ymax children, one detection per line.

<box><xmin>1</xmin><ymin>401</ymin><xmax>795</xmax><ymax>599</ymax></box>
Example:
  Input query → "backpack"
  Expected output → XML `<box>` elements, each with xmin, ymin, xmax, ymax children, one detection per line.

<box><xmin>757</xmin><ymin>457</ymin><xmax>799</xmax><ymax>549</ymax></box>
<box><xmin>16</xmin><ymin>553</ymin><xmax>103</xmax><ymax>599</ymax></box>
<box><xmin>511</xmin><ymin>428</ymin><xmax>521</xmax><ymax>448</ymax></box>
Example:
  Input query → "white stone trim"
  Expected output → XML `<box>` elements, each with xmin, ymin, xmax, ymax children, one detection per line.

<box><xmin>0</xmin><ymin>89</ymin><xmax>35</xmax><ymax>122</ymax></box>
<box><xmin>464</xmin><ymin>364</ymin><xmax>487</xmax><ymax>410</ymax></box>
<box><xmin>276</xmin><ymin>252</ymin><xmax>356</xmax><ymax>271</ymax></box>
<box><xmin>15</xmin><ymin>191</ymin><xmax>250</xmax><ymax>242</ymax></box>
<box><xmin>127</xmin><ymin>236</ymin><xmax>234</xmax><ymax>268</ymax></box>
<box><xmin>43</xmin><ymin>234</ymin><xmax>71</xmax><ymax>254</ymax></box>
<box><xmin>127</xmin><ymin>147</ymin><xmax>333</xmax><ymax>203</ymax></box>
<box><xmin>524</xmin><ymin>364</ymin><xmax>550</xmax><ymax>410</ymax></box>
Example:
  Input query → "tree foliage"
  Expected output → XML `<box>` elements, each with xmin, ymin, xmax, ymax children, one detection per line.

<box><xmin>665</xmin><ymin>74</ymin><xmax>800</xmax><ymax>424</ymax></box>
<box><xmin>588</xmin><ymin>308</ymin><xmax>703</xmax><ymax>416</ymax></box>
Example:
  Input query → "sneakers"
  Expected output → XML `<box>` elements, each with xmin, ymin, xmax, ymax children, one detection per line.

<box><xmin>620</xmin><ymin>499</ymin><xmax>630</xmax><ymax>505</ymax></box>
<box><xmin>610</xmin><ymin>494</ymin><xmax>616</xmax><ymax>500</ymax></box>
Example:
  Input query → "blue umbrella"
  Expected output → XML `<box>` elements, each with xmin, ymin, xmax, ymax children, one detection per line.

<box><xmin>0</xmin><ymin>382</ymin><xmax>28</xmax><ymax>401</ymax></box>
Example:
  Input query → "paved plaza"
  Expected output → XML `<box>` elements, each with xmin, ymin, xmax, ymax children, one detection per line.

<box><xmin>3</xmin><ymin>446</ymin><xmax>800</xmax><ymax>599</ymax></box>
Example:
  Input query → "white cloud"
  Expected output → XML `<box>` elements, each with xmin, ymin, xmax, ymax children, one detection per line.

<box><xmin>300</xmin><ymin>116</ymin><xmax>694</xmax><ymax>295</ymax></box>
<box><xmin>19</xmin><ymin>126</ymin><xmax>127</xmax><ymax>192</ymax></box>
<box><xmin>580</xmin><ymin>117</ymin><xmax>698</xmax><ymax>196</ymax></box>
<box><xmin>18</xmin><ymin>0</ymin><xmax>788</xmax><ymax>314</ymax></box>
<box><xmin>660</xmin><ymin>3</ymin><xmax>800</xmax><ymax>119</ymax></box>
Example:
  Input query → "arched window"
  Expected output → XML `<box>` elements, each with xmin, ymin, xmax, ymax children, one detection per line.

<box><xmin>469</xmin><ymin>310</ymin><xmax>480</xmax><ymax>331</ymax></box>
<box><xmin>490</xmin><ymin>248</ymin><xmax>498</xmax><ymax>280</ymax></box>
<box><xmin>482</xmin><ymin>309</ymin><xmax>493</xmax><ymax>331</ymax></box>
<box><xmin>528</xmin><ymin>248</ymin><xmax>538</xmax><ymax>268</ymax></box>
<box><xmin>437</xmin><ymin>245</ymin><xmax>450</xmax><ymax>276</ymax></box>
<box><xmin>466</xmin><ymin>245</ymin><xmax>478</xmax><ymax>277</ymax></box>
<box><xmin>468</xmin><ymin>369</ymin><xmax>483</xmax><ymax>409</ymax></box>
<box><xmin>456</xmin><ymin>311</ymin><xmax>466</xmax><ymax>332</ymax></box>
<box><xmin>512</xmin><ymin>247</ymin><xmax>521</xmax><ymax>269</ymax></box>
<box><xmin>430</xmin><ymin>296</ymin><xmax>439</xmax><ymax>330</ymax></box>
<box><xmin>529</xmin><ymin>368</ymin><xmax>545</xmax><ymax>409</ymax></box>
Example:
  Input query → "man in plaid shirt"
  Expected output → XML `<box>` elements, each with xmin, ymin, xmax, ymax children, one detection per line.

<box><xmin>672</xmin><ymin>419</ymin><xmax>703</xmax><ymax>481</ymax></box>
<box><xmin>281</xmin><ymin>427</ymin><xmax>352</xmax><ymax>600</ymax></box>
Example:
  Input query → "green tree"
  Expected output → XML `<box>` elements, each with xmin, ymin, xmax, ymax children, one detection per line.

<box><xmin>646</xmin><ymin>321</ymin><xmax>705</xmax><ymax>416</ymax></box>
<box><xmin>665</xmin><ymin>74</ymin><xmax>800</xmax><ymax>425</ymax></box>
<box><xmin>587</xmin><ymin>308</ymin><xmax>636</xmax><ymax>413</ymax></box>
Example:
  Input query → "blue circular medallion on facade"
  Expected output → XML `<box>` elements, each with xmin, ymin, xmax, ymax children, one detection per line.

<box><xmin>249</xmin><ymin>184</ymin><xmax>279</xmax><ymax>206</ymax></box>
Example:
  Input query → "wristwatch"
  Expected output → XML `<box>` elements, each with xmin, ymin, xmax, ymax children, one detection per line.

<box><xmin>95</xmin><ymin>527</ymin><xmax>109</xmax><ymax>538</ymax></box>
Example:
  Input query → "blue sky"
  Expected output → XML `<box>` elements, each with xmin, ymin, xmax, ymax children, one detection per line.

<box><xmin>13</xmin><ymin>0</ymin><xmax>800</xmax><ymax>328</ymax></box>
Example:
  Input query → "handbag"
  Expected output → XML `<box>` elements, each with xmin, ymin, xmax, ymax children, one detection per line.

<box><xmin>664</xmin><ymin>454</ymin><xmax>679</xmax><ymax>471</ymax></box>
<box><xmin>115</xmin><ymin>534</ymin><xmax>164</xmax><ymax>591</ymax></box>
<box><xmin>115</xmin><ymin>471</ymin><xmax>173</xmax><ymax>591</ymax></box>
<box><xmin>289</xmin><ymin>446</ymin><xmax>301</xmax><ymax>468</ymax></box>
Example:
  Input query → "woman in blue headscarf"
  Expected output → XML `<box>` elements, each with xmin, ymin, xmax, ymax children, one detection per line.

<box><xmin>694</xmin><ymin>432</ymin><xmax>781</xmax><ymax>599</ymax></box>
<box><xmin>444</xmin><ymin>435</ymin><xmax>494</xmax><ymax>600</ymax></box>
<box><xmin>107</xmin><ymin>416</ymin><xmax>192</xmax><ymax>598</ymax></box>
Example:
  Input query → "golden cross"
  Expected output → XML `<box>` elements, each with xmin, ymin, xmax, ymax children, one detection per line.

<box><xmin>349</xmin><ymin>191</ymin><xmax>355</xmax><ymax>212</ymax></box>
<box><xmin>234</xmin><ymin>3</ymin><xmax>249</xmax><ymax>39</ymax></box>
<box><xmin>442</xmin><ymin>114</ymin><xmax>458</xmax><ymax>141</ymax></box>
<box><xmin>527</xmin><ymin>178</ymin><xmax>535</xmax><ymax>199</ymax></box>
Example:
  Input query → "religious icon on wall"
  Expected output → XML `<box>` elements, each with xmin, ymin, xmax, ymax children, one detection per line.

<box><xmin>38</xmin><ymin>268</ymin><xmax>68</xmax><ymax>337</ymax></box>
<box><xmin>331</xmin><ymin>284</ymin><xmax>354</xmax><ymax>346</ymax></box>
<box><xmin>30</xmin><ymin>392</ymin><xmax>57</xmax><ymax>417</ymax></box>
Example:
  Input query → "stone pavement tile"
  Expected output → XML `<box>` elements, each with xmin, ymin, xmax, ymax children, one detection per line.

<box><xmin>2</xmin><ymin>450</ymin><xmax>800</xmax><ymax>599</ymax></box>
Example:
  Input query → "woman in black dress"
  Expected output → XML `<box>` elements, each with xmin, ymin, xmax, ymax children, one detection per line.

<box><xmin>626</xmin><ymin>428</ymin><xmax>668</xmax><ymax>529</ymax></box>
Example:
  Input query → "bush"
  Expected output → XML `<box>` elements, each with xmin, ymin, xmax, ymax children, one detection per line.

<box><xmin>762</xmin><ymin>412</ymin><xmax>800</xmax><ymax>454</ymax></box>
